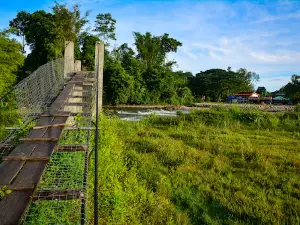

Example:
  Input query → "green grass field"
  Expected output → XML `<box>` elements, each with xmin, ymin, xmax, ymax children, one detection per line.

<box><xmin>94</xmin><ymin>108</ymin><xmax>300</xmax><ymax>224</ymax></box>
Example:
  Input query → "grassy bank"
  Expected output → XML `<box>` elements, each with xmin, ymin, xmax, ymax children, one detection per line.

<box><xmin>94</xmin><ymin>108</ymin><xmax>300</xmax><ymax>224</ymax></box>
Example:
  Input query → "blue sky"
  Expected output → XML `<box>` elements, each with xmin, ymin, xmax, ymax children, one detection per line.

<box><xmin>1</xmin><ymin>0</ymin><xmax>300</xmax><ymax>91</ymax></box>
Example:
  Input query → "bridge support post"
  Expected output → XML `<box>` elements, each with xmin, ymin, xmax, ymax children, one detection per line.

<box><xmin>74</xmin><ymin>60</ymin><xmax>81</xmax><ymax>72</ymax></box>
<box><xmin>95</xmin><ymin>41</ymin><xmax>104</xmax><ymax>112</ymax></box>
<box><xmin>64</xmin><ymin>41</ymin><xmax>74</xmax><ymax>77</ymax></box>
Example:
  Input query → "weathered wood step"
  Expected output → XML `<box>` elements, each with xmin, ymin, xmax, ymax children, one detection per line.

<box><xmin>65</xmin><ymin>102</ymin><xmax>90</xmax><ymax>106</ymax></box>
<box><xmin>23</xmin><ymin>127</ymin><xmax>64</xmax><ymax>141</ymax></box>
<box><xmin>40</xmin><ymin>114</ymin><xmax>69</xmax><ymax>117</ymax></box>
<box><xmin>33</xmin><ymin>123</ymin><xmax>66</xmax><ymax>129</ymax></box>
<box><xmin>0</xmin><ymin>190</ymin><xmax>32</xmax><ymax>225</ymax></box>
<box><xmin>74</xmin><ymin>83</ymin><xmax>94</xmax><ymax>87</ymax></box>
<box><xmin>0</xmin><ymin>184</ymin><xmax>35</xmax><ymax>191</ymax></box>
<box><xmin>11</xmin><ymin>161</ymin><xmax>47</xmax><ymax>187</ymax></box>
<box><xmin>20</xmin><ymin>138</ymin><xmax>59</xmax><ymax>142</ymax></box>
<box><xmin>0</xmin><ymin>161</ymin><xmax>25</xmax><ymax>185</ymax></box>
<box><xmin>9</xmin><ymin>143</ymin><xmax>55</xmax><ymax>158</ymax></box>
<box><xmin>2</xmin><ymin>156</ymin><xmax>50</xmax><ymax>161</ymax></box>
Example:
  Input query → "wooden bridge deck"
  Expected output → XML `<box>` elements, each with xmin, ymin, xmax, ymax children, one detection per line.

<box><xmin>0</xmin><ymin>72</ymin><xmax>90</xmax><ymax>225</ymax></box>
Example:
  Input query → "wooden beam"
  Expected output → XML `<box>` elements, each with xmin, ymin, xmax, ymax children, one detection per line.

<box><xmin>33</xmin><ymin>123</ymin><xmax>66</xmax><ymax>129</ymax></box>
<box><xmin>65</xmin><ymin>102</ymin><xmax>90</xmax><ymax>106</ymax></box>
<box><xmin>69</xmin><ymin>95</ymin><xmax>84</xmax><ymax>98</ymax></box>
<box><xmin>20</xmin><ymin>138</ymin><xmax>59</xmax><ymax>142</ymax></box>
<box><xmin>68</xmin><ymin>81</ymin><xmax>84</xmax><ymax>85</ymax></box>
<box><xmin>64</xmin><ymin>127</ymin><xmax>95</xmax><ymax>130</ymax></box>
<box><xmin>33</xmin><ymin>189</ymin><xmax>84</xmax><ymax>201</ymax></box>
<box><xmin>2</xmin><ymin>156</ymin><xmax>50</xmax><ymax>161</ymax></box>
<box><xmin>40</xmin><ymin>114</ymin><xmax>69</xmax><ymax>117</ymax></box>
<box><xmin>0</xmin><ymin>184</ymin><xmax>35</xmax><ymax>191</ymax></box>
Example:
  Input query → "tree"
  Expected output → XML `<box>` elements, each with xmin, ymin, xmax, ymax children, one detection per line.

<box><xmin>282</xmin><ymin>74</ymin><xmax>300</xmax><ymax>102</ymax></box>
<box><xmin>94</xmin><ymin>13</ymin><xmax>116</xmax><ymax>43</ymax></box>
<box><xmin>0</xmin><ymin>29</ymin><xmax>24</xmax><ymax>97</ymax></box>
<box><xmin>103</xmin><ymin>61</ymin><xmax>134</xmax><ymax>104</ymax></box>
<box><xmin>10</xmin><ymin>3</ymin><xmax>89</xmax><ymax>76</ymax></box>
<box><xmin>256</xmin><ymin>87</ymin><xmax>267</xmax><ymax>96</ymax></box>
<box><xmin>133</xmin><ymin>32</ymin><xmax>182</xmax><ymax>71</ymax></box>
<box><xmin>190</xmin><ymin>68</ymin><xmax>259</xmax><ymax>101</ymax></box>
<box><xmin>9</xmin><ymin>11</ymin><xmax>31</xmax><ymax>52</ymax></box>
<box><xmin>81</xmin><ymin>35</ymin><xmax>100</xmax><ymax>70</ymax></box>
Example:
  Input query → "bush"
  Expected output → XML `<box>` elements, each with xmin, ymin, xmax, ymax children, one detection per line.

<box><xmin>295</xmin><ymin>103</ymin><xmax>300</xmax><ymax>112</ymax></box>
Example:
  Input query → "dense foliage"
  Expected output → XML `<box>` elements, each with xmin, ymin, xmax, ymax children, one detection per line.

<box><xmin>189</xmin><ymin>68</ymin><xmax>259</xmax><ymax>101</ymax></box>
<box><xmin>282</xmin><ymin>74</ymin><xmax>300</xmax><ymax>102</ymax></box>
<box><xmin>0</xmin><ymin>29</ymin><xmax>24</xmax><ymax>97</ymax></box>
<box><xmin>9</xmin><ymin>3</ymin><xmax>89</xmax><ymax>79</ymax></box>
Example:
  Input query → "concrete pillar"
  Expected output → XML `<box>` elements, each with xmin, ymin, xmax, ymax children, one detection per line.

<box><xmin>95</xmin><ymin>41</ymin><xmax>104</xmax><ymax>112</ymax></box>
<box><xmin>64</xmin><ymin>41</ymin><xmax>74</xmax><ymax>77</ymax></box>
<box><xmin>74</xmin><ymin>60</ymin><xmax>81</xmax><ymax>72</ymax></box>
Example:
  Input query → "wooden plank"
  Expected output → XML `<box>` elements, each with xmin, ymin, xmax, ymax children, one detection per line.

<box><xmin>0</xmin><ymin>184</ymin><xmax>35</xmax><ymax>191</ymax></box>
<box><xmin>20</xmin><ymin>138</ymin><xmax>59</xmax><ymax>142</ymax></box>
<box><xmin>64</xmin><ymin>127</ymin><xmax>95</xmax><ymax>130</ymax></box>
<box><xmin>9</xmin><ymin>143</ymin><xmax>36</xmax><ymax>157</ymax></box>
<box><xmin>69</xmin><ymin>95</ymin><xmax>84</xmax><ymax>98</ymax></box>
<box><xmin>26</xmin><ymin>128</ymin><xmax>47</xmax><ymax>139</ymax></box>
<box><xmin>52</xmin><ymin>116</ymin><xmax>68</xmax><ymax>124</ymax></box>
<box><xmin>47</xmin><ymin>84</ymin><xmax>75</xmax><ymax>113</ymax></box>
<box><xmin>54</xmin><ymin>145</ymin><xmax>88</xmax><ymax>152</ymax></box>
<box><xmin>42</xmin><ymin>127</ymin><xmax>64</xmax><ymax>139</ymax></box>
<box><xmin>33</xmin><ymin>189</ymin><xmax>84</xmax><ymax>201</ymax></box>
<box><xmin>2</xmin><ymin>156</ymin><xmax>50</xmax><ymax>161</ymax></box>
<box><xmin>33</xmin><ymin>123</ymin><xmax>66</xmax><ymax>129</ymax></box>
<box><xmin>0</xmin><ymin>190</ymin><xmax>32</xmax><ymax>225</ymax></box>
<box><xmin>31</xmin><ymin>142</ymin><xmax>55</xmax><ymax>157</ymax></box>
<box><xmin>65</xmin><ymin>102</ymin><xmax>89</xmax><ymax>106</ymax></box>
<box><xmin>40</xmin><ymin>114</ymin><xmax>69</xmax><ymax>117</ymax></box>
<box><xmin>12</xmin><ymin>161</ymin><xmax>47</xmax><ymax>187</ymax></box>
<box><xmin>68</xmin><ymin>81</ymin><xmax>84</xmax><ymax>84</ymax></box>
<box><xmin>0</xmin><ymin>161</ymin><xmax>25</xmax><ymax>185</ymax></box>
<box><xmin>35</xmin><ymin>117</ymin><xmax>54</xmax><ymax>126</ymax></box>
<box><xmin>84</xmin><ymin>78</ymin><xmax>96</xmax><ymax>82</ymax></box>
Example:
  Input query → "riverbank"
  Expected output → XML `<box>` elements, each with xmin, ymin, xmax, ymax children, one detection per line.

<box><xmin>104</xmin><ymin>102</ymin><xmax>296</xmax><ymax>112</ymax></box>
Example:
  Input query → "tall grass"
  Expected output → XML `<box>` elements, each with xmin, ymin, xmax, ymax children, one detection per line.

<box><xmin>91</xmin><ymin>108</ymin><xmax>300</xmax><ymax>224</ymax></box>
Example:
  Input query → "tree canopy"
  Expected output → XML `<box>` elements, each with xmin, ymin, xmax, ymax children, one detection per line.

<box><xmin>94</xmin><ymin>13</ymin><xmax>116</xmax><ymax>43</ymax></box>
<box><xmin>9</xmin><ymin>3</ymin><xmax>89</xmax><ymax>77</ymax></box>
<box><xmin>189</xmin><ymin>68</ymin><xmax>259</xmax><ymax>101</ymax></box>
<box><xmin>0</xmin><ymin>29</ymin><xmax>24</xmax><ymax>97</ymax></box>
<box><xmin>282</xmin><ymin>75</ymin><xmax>300</xmax><ymax>102</ymax></box>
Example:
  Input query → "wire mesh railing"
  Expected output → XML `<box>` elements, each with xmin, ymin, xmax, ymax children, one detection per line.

<box><xmin>0</xmin><ymin>58</ymin><xmax>65</xmax><ymax>160</ymax></box>
<box><xmin>23</xmin><ymin>71</ymin><xmax>96</xmax><ymax>225</ymax></box>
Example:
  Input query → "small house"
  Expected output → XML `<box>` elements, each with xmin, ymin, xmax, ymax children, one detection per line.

<box><xmin>234</xmin><ymin>92</ymin><xmax>260</xmax><ymax>103</ymax></box>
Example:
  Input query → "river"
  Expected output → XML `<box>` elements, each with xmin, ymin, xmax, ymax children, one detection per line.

<box><xmin>112</xmin><ymin>108</ymin><xmax>190</xmax><ymax>121</ymax></box>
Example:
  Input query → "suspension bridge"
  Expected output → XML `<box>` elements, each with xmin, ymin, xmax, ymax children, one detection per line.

<box><xmin>0</xmin><ymin>41</ymin><xmax>104</xmax><ymax>225</ymax></box>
